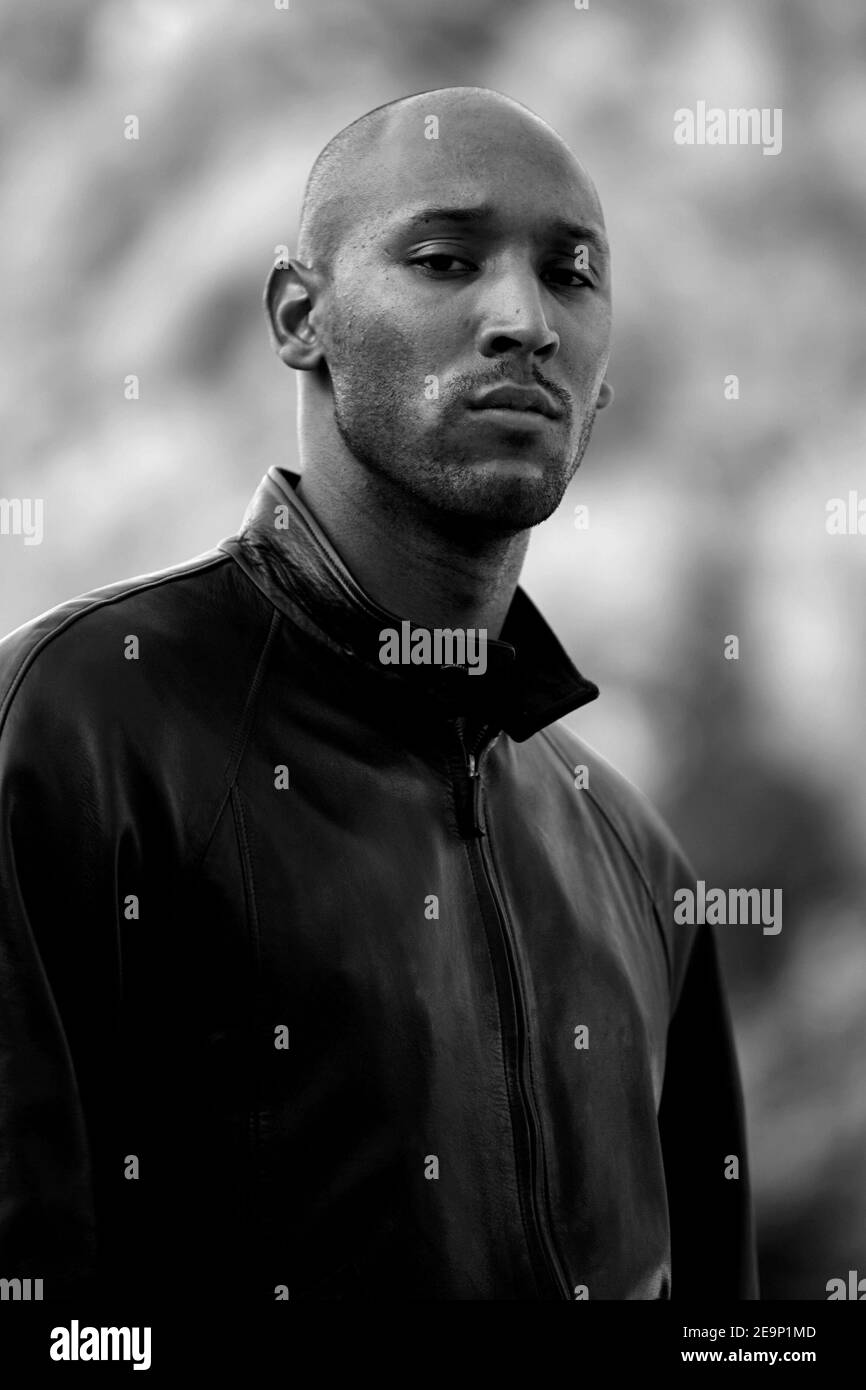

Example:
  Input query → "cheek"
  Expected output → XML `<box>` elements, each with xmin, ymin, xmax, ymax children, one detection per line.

<box><xmin>562</xmin><ymin>315</ymin><xmax>611</xmax><ymax>385</ymax></box>
<box><xmin>333</xmin><ymin>312</ymin><xmax>417</xmax><ymax>392</ymax></box>
<box><xmin>565</xmin><ymin>299</ymin><xmax>610</xmax><ymax>347</ymax></box>
<box><xmin>327</xmin><ymin>278</ymin><xmax>449</xmax><ymax>383</ymax></box>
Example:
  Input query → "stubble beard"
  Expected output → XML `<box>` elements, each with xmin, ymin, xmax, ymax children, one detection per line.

<box><xmin>331</xmin><ymin>381</ymin><xmax>599</xmax><ymax>539</ymax></box>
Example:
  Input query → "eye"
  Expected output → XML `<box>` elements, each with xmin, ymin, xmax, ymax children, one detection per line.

<box><xmin>409</xmin><ymin>253</ymin><xmax>476</xmax><ymax>275</ymax></box>
<box><xmin>544</xmin><ymin>265</ymin><xmax>592</xmax><ymax>289</ymax></box>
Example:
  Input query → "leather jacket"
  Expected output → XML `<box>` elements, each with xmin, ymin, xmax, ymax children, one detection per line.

<box><xmin>0</xmin><ymin>465</ymin><xmax>758</xmax><ymax>1301</ymax></box>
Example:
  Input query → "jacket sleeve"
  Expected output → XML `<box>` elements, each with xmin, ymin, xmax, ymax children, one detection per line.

<box><xmin>0</xmin><ymin>648</ymin><xmax>110</xmax><ymax>1300</ymax></box>
<box><xmin>658</xmin><ymin>916</ymin><xmax>760</xmax><ymax>1299</ymax></box>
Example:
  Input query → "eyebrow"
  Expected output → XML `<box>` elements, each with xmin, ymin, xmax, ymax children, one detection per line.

<box><xmin>394</xmin><ymin>205</ymin><xmax>610</xmax><ymax>261</ymax></box>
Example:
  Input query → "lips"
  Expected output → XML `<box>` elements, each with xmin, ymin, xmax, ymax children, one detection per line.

<box><xmin>468</xmin><ymin>384</ymin><xmax>561</xmax><ymax>419</ymax></box>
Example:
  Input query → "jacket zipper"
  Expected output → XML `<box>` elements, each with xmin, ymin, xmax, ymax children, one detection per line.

<box><xmin>453</xmin><ymin>721</ymin><xmax>572</xmax><ymax>1301</ymax></box>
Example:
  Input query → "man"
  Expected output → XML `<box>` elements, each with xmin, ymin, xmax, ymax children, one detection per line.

<box><xmin>0</xmin><ymin>87</ymin><xmax>758</xmax><ymax>1302</ymax></box>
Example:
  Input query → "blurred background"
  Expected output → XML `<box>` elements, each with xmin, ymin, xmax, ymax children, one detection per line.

<box><xmin>1</xmin><ymin>0</ymin><xmax>864</xmax><ymax>1300</ymax></box>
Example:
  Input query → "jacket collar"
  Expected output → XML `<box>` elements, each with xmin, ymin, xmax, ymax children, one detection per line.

<box><xmin>219</xmin><ymin>465</ymin><xmax>599</xmax><ymax>742</ymax></box>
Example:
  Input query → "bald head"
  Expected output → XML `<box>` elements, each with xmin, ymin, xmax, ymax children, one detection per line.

<box><xmin>296</xmin><ymin>87</ymin><xmax>603</xmax><ymax>273</ymax></box>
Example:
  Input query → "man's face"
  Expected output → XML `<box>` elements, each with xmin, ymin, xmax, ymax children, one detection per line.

<box><xmin>310</xmin><ymin>101</ymin><xmax>612</xmax><ymax>533</ymax></box>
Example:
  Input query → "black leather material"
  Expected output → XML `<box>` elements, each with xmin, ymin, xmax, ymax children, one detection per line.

<box><xmin>0</xmin><ymin>465</ymin><xmax>758</xmax><ymax>1301</ymax></box>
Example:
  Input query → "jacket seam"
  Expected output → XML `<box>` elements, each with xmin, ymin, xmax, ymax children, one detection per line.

<box><xmin>539</xmin><ymin>726</ymin><xmax>675</xmax><ymax>997</ymax></box>
<box><xmin>194</xmin><ymin>606</ymin><xmax>284</xmax><ymax>873</ymax></box>
<box><xmin>223</xmin><ymin>607</ymin><xmax>283</xmax><ymax>788</ymax></box>
<box><xmin>228</xmin><ymin>782</ymin><xmax>263</xmax><ymax>1246</ymax></box>
<box><xmin>229</xmin><ymin>782</ymin><xmax>262</xmax><ymax>1013</ymax></box>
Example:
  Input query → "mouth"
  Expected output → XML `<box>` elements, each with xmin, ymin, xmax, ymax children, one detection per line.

<box><xmin>467</xmin><ymin>383</ymin><xmax>562</xmax><ymax>420</ymax></box>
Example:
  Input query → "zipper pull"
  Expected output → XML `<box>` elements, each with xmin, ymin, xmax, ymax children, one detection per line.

<box><xmin>465</xmin><ymin>751</ymin><xmax>486</xmax><ymax>838</ymax></box>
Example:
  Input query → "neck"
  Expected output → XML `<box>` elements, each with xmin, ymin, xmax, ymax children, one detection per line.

<box><xmin>294</xmin><ymin>454</ymin><xmax>529</xmax><ymax>641</ymax></box>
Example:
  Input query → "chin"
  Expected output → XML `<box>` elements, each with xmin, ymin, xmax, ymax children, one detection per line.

<box><xmin>439</xmin><ymin>461</ymin><xmax>571</xmax><ymax>534</ymax></box>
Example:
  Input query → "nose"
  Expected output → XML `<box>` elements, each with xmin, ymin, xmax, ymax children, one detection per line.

<box><xmin>476</xmin><ymin>258</ymin><xmax>560</xmax><ymax>364</ymax></box>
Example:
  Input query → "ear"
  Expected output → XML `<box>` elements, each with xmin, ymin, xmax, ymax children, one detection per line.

<box><xmin>596</xmin><ymin>379</ymin><xmax>614</xmax><ymax>410</ymax></box>
<box><xmin>263</xmin><ymin>257</ymin><xmax>324</xmax><ymax>370</ymax></box>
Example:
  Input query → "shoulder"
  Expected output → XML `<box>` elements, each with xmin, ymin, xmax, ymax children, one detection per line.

<box><xmin>542</xmin><ymin>720</ymin><xmax>693</xmax><ymax>875</ymax></box>
<box><xmin>0</xmin><ymin>546</ymin><xmax>276</xmax><ymax>763</ymax></box>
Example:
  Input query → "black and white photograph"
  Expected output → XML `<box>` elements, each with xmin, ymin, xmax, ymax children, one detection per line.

<box><xmin>0</xmin><ymin>0</ymin><xmax>864</xmax><ymax>1369</ymax></box>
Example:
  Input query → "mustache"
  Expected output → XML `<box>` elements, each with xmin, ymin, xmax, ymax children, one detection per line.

<box><xmin>444</xmin><ymin>363</ymin><xmax>572</xmax><ymax>416</ymax></box>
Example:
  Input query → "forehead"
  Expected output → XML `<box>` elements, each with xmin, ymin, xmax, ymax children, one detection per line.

<box><xmin>346</xmin><ymin>102</ymin><xmax>604</xmax><ymax>248</ymax></box>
